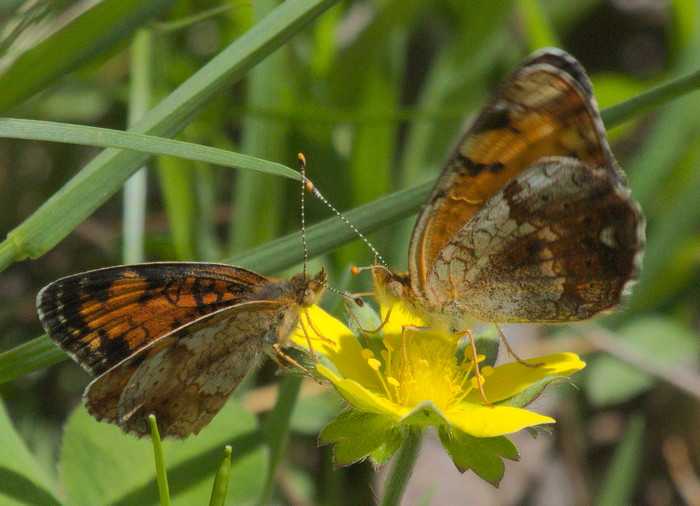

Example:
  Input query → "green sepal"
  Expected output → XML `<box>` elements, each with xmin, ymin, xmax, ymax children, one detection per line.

<box><xmin>501</xmin><ymin>375</ymin><xmax>571</xmax><ymax>408</ymax></box>
<box><xmin>399</xmin><ymin>400</ymin><xmax>450</xmax><ymax>428</ymax></box>
<box><xmin>475</xmin><ymin>326</ymin><xmax>501</xmax><ymax>368</ymax></box>
<box><xmin>319</xmin><ymin>410</ymin><xmax>401</xmax><ymax>468</ymax></box>
<box><xmin>438</xmin><ymin>427</ymin><xmax>519</xmax><ymax>487</ymax></box>
<box><xmin>344</xmin><ymin>298</ymin><xmax>386</xmax><ymax>360</ymax></box>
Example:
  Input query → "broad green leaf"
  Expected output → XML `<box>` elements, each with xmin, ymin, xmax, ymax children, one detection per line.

<box><xmin>0</xmin><ymin>398</ymin><xmax>60</xmax><ymax>504</ymax></box>
<box><xmin>60</xmin><ymin>401</ymin><xmax>266</xmax><ymax>505</ymax></box>
<box><xmin>438</xmin><ymin>428</ymin><xmax>518</xmax><ymax>486</ymax></box>
<box><xmin>501</xmin><ymin>376</ymin><xmax>571</xmax><ymax>409</ymax></box>
<box><xmin>319</xmin><ymin>410</ymin><xmax>400</xmax><ymax>467</ymax></box>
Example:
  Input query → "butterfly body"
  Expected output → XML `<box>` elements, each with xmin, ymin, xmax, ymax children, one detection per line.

<box><xmin>37</xmin><ymin>262</ymin><xmax>326</xmax><ymax>437</ymax></box>
<box><xmin>374</xmin><ymin>49</ymin><xmax>645</xmax><ymax>331</ymax></box>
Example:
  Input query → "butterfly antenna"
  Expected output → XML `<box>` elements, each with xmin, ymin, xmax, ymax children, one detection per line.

<box><xmin>320</xmin><ymin>280</ymin><xmax>365</xmax><ymax>307</ymax></box>
<box><xmin>351</xmin><ymin>264</ymin><xmax>393</xmax><ymax>276</ymax></box>
<box><xmin>299</xmin><ymin>153</ymin><xmax>309</xmax><ymax>277</ymax></box>
<box><xmin>298</xmin><ymin>155</ymin><xmax>387</xmax><ymax>267</ymax></box>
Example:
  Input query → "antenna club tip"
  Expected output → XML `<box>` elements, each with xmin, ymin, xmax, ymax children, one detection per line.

<box><xmin>351</xmin><ymin>266</ymin><xmax>360</xmax><ymax>276</ymax></box>
<box><xmin>297</xmin><ymin>153</ymin><xmax>306</xmax><ymax>166</ymax></box>
<box><xmin>305</xmin><ymin>180</ymin><xmax>315</xmax><ymax>193</ymax></box>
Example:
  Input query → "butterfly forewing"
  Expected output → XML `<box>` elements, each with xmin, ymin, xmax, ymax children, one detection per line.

<box><xmin>409</xmin><ymin>50</ymin><xmax>617</xmax><ymax>293</ymax></box>
<box><xmin>37</xmin><ymin>263</ymin><xmax>269</xmax><ymax>376</ymax></box>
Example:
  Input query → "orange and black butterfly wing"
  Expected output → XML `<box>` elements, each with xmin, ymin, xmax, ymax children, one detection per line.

<box><xmin>84</xmin><ymin>300</ymin><xmax>288</xmax><ymax>438</ymax></box>
<box><xmin>37</xmin><ymin>262</ymin><xmax>268</xmax><ymax>376</ymax></box>
<box><xmin>408</xmin><ymin>49</ymin><xmax>621</xmax><ymax>294</ymax></box>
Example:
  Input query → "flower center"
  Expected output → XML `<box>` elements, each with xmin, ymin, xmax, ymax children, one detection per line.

<box><xmin>365</xmin><ymin>329</ymin><xmax>492</xmax><ymax>411</ymax></box>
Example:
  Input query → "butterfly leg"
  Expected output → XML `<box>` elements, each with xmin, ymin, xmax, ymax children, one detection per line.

<box><xmin>345</xmin><ymin>296</ymin><xmax>393</xmax><ymax>334</ymax></box>
<box><xmin>270</xmin><ymin>343</ymin><xmax>322</xmax><ymax>385</ymax></box>
<box><xmin>304</xmin><ymin>309</ymin><xmax>335</xmax><ymax>345</ymax></box>
<box><xmin>495</xmin><ymin>325</ymin><xmax>544</xmax><ymax>367</ymax></box>
<box><xmin>297</xmin><ymin>316</ymin><xmax>318</xmax><ymax>359</ymax></box>
<box><xmin>460</xmin><ymin>329</ymin><xmax>494</xmax><ymax>408</ymax></box>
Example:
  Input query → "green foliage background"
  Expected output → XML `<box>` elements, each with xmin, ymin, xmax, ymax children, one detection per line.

<box><xmin>0</xmin><ymin>0</ymin><xmax>699</xmax><ymax>503</ymax></box>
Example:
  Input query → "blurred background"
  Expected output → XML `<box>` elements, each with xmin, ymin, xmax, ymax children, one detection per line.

<box><xmin>1</xmin><ymin>0</ymin><xmax>699</xmax><ymax>504</ymax></box>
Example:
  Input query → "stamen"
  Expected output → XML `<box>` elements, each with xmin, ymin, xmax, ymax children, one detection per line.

<box><xmin>367</xmin><ymin>356</ymin><xmax>393</xmax><ymax>400</ymax></box>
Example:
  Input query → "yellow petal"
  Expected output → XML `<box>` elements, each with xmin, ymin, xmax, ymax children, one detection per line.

<box><xmin>292</xmin><ymin>306</ymin><xmax>383</xmax><ymax>390</ymax></box>
<box><xmin>465</xmin><ymin>353</ymin><xmax>586</xmax><ymax>404</ymax></box>
<box><xmin>316</xmin><ymin>364</ymin><xmax>409</xmax><ymax>418</ymax></box>
<box><xmin>447</xmin><ymin>405</ymin><xmax>555</xmax><ymax>437</ymax></box>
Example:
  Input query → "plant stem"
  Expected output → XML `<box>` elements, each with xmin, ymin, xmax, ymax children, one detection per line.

<box><xmin>149</xmin><ymin>415</ymin><xmax>171</xmax><ymax>506</ymax></box>
<box><xmin>380</xmin><ymin>429</ymin><xmax>424</xmax><ymax>506</ymax></box>
<box><xmin>259</xmin><ymin>375</ymin><xmax>303</xmax><ymax>503</ymax></box>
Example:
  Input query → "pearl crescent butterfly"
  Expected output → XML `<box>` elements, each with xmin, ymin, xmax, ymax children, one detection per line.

<box><xmin>370</xmin><ymin>49</ymin><xmax>645</xmax><ymax>370</ymax></box>
<box><xmin>37</xmin><ymin>262</ymin><xmax>326</xmax><ymax>438</ymax></box>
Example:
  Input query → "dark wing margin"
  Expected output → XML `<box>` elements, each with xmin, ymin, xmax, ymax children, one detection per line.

<box><xmin>36</xmin><ymin>262</ymin><xmax>268</xmax><ymax>376</ymax></box>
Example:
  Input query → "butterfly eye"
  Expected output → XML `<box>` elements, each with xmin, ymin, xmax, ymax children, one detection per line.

<box><xmin>302</xmin><ymin>287</ymin><xmax>319</xmax><ymax>306</ymax></box>
<box><xmin>386</xmin><ymin>280</ymin><xmax>405</xmax><ymax>301</ymax></box>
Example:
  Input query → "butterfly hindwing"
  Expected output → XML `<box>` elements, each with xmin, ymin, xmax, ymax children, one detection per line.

<box><xmin>427</xmin><ymin>158</ymin><xmax>644</xmax><ymax>323</ymax></box>
<box><xmin>85</xmin><ymin>300</ymin><xmax>289</xmax><ymax>437</ymax></box>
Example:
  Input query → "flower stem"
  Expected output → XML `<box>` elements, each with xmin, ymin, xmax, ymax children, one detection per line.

<box><xmin>380</xmin><ymin>429</ymin><xmax>424</xmax><ymax>506</ymax></box>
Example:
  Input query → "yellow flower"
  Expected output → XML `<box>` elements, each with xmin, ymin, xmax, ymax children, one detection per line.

<box><xmin>293</xmin><ymin>303</ymin><xmax>585</xmax><ymax>438</ymax></box>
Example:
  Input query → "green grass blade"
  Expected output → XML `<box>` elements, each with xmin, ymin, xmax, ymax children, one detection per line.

<box><xmin>0</xmin><ymin>0</ymin><xmax>341</xmax><ymax>271</ymax></box>
<box><xmin>517</xmin><ymin>0</ymin><xmax>561</xmax><ymax>50</ymax></box>
<box><xmin>595</xmin><ymin>414</ymin><xmax>644</xmax><ymax>505</ymax></box>
<box><xmin>157</xmin><ymin>157</ymin><xmax>197</xmax><ymax>261</ymax></box>
<box><xmin>602</xmin><ymin>65</ymin><xmax>700</xmax><ymax>129</ymax></box>
<box><xmin>0</xmin><ymin>119</ymin><xmax>298</xmax><ymax>179</ymax></box>
<box><xmin>122</xmin><ymin>29</ymin><xmax>153</xmax><ymax>264</ymax></box>
<box><xmin>229</xmin><ymin>0</ymin><xmax>292</xmax><ymax>253</ymax></box>
<box><xmin>209</xmin><ymin>446</ymin><xmax>232</xmax><ymax>506</ymax></box>
<box><xmin>0</xmin><ymin>0</ymin><xmax>176</xmax><ymax>113</ymax></box>
<box><xmin>0</xmin><ymin>335</ymin><xmax>64</xmax><ymax>384</ymax></box>
<box><xmin>259</xmin><ymin>376</ymin><xmax>302</xmax><ymax>503</ymax></box>
<box><xmin>229</xmin><ymin>180</ymin><xmax>432</xmax><ymax>273</ymax></box>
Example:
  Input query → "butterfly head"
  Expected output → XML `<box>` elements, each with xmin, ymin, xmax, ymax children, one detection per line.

<box><xmin>290</xmin><ymin>267</ymin><xmax>327</xmax><ymax>308</ymax></box>
<box><xmin>370</xmin><ymin>266</ymin><xmax>410</xmax><ymax>308</ymax></box>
